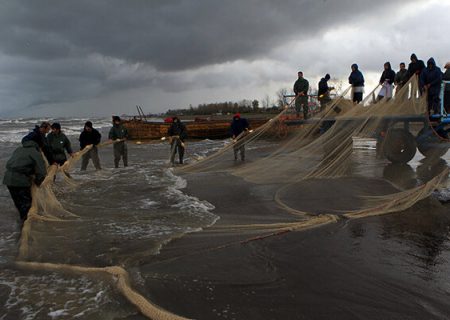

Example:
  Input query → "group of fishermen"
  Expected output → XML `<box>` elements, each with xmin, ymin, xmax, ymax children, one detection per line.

<box><xmin>3</xmin><ymin>113</ymin><xmax>250</xmax><ymax>222</ymax></box>
<box><xmin>294</xmin><ymin>54</ymin><xmax>450</xmax><ymax>118</ymax></box>
<box><xmin>2</xmin><ymin>117</ymin><xmax>126</xmax><ymax>222</ymax></box>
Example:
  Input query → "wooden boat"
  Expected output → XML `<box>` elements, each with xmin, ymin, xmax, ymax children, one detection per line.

<box><xmin>122</xmin><ymin>118</ymin><xmax>270</xmax><ymax>140</ymax></box>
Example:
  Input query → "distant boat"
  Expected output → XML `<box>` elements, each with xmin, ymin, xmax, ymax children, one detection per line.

<box><xmin>122</xmin><ymin>117</ymin><xmax>270</xmax><ymax>140</ymax></box>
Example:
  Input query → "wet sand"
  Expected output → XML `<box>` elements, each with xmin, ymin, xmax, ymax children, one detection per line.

<box><xmin>141</xmin><ymin>170</ymin><xmax>450</xmax><ymax>320</ymax></box>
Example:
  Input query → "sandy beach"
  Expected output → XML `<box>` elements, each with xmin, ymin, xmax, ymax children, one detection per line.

<box><xmin>140</xmin><ymin>169</ymin><xmax>450</xmax><ymax>320</ymax></box>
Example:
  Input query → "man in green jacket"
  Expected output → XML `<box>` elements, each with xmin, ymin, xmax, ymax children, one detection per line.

<box><xmin>3</xmin><ymin>140</ymin><xmax>47</xmax><ymax>221</ymax></box>
<box><xmin>293</xmin><ymin>71</ymin><xmax>310</xmax><ymax>119</ymax></box>
<box><xmin>47</xmin><ymin>122</ymin><xmax>73</xmax><ymax>166</ymax></box>
<box><xmin>109</xmin><ymin>116</ymin><xmax>129</xmax><ymax>168</ymax></box>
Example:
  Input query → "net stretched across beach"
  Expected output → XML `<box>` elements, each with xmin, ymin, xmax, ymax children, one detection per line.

<box><xmin>13</xmin><ymin>76</ymin><xmax>450</xmax><ymax>319</ymax></box>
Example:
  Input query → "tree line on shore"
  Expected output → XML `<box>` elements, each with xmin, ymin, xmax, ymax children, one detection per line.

<box><xmin>165</xmin><ymin>89</ymin><xmax>292</xmax><ymax>116</ymax></box>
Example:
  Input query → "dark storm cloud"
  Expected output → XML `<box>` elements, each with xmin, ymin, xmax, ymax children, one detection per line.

<box><xmin>0</xmin><ymin>0</ymin><xmax>409</xmax><ymax>71</ymax></box>
<box><xmin>0</xmin><ymin>0</ymin><xmax>428</xmax><ymax>115</ymax></box>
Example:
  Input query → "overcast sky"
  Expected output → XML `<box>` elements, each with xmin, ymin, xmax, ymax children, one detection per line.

<box><xmin>0</xmin><ymin>0</ymin><xmax>449</xmax><ymax>117</ymax></box>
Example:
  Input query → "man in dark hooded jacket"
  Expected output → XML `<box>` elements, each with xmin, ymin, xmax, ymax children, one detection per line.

<box><xmin>230</xmin><ymin>113</ymin><xmax>249</xmax><ymax>161</ymax></box>
<box><xmin>408</xmin><ymin>53</ymin><xmax>426</xmax><ymax>79</ymax></box>
<box><xmin>109</xmin><ymin>116</ymin><xmax>129</xmax><ymax>168</ymax></box>
<box><xmin>377</xmin><ymin>62</ymin><xmax>396</xmax><ymax>100</ymax></box>
<box><xmin>348</xmin><ymin>64</ymin><xmax>365</xmax><ymax>104</ymax></box>
<box><xmin>79</xmin><ymin>121</ymin><xmax>102</xmax><ymax>170</ymax></box>
<box><xmin>21</xmin><ymin>121</ymin><xmax>52</xmax><ymax>164</ymax></box>
<box><xmin>3</xmin><ymin>140</ymin><xmax>47</xmax><ymax>221</ymax></box>
<box><xmin>420</xmin><ymin>58</ymin><xmax>443</xmax><ymax>114</ymax></box>
<box><xmin>168</xmin><ymin>117</ymin><xmax>188</xmax><ymax>165</ymax></box>
<box><xmin>318</xmin><ymin>74</ymin><xmax>334</xmax><ymax>110</ymax></box>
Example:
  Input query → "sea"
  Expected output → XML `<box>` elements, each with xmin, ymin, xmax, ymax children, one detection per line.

<box><xmin>0</xmin><ymin>117</ymin><xmax>225</xmax><ymax>319</ymax></box>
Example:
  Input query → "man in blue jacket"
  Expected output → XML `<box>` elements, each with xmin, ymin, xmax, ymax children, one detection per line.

<box><xmin>348</xmin><ymin>64</ymin><xmax>365</xmax><ymax>104</ymax></box>
<box><xmin>420</xmin><ymin>58</ymin><xmax>443</xmax><ymax>114</ymax></box>
<box><xmin>230</xmin><ymin>113</ymin><xmax>249</xmax><ymax>161</ymax></box>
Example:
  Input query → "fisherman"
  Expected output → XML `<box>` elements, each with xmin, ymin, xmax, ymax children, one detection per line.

<box><xmin>47</xmin><ymin>122</ymin><xmax>73</xmax><ymax>166</ymax></box>
<box><xmin>317</xmin><ymin>74</ymin><xmax>334</xmax><ymax>111</ymax></box>
<box><xmin>22</xmin><ymin>121</ymin><xmax>53</xmax><ymax>164</ymax></box>
<box><xmin>3</xmin><ymin>139</ymin><xmax>47</xmax><ymax>222</ymax></box>
<box><xmin>377</xmin><ymin>62</ymin><xmax>396</xmax><ymax>100</ymax></box>
<box><xmin>394</xmin><ymin>62</ymin><xmax>409</xmax><ymax>92</ymax></box>
<box><xmin>230</xmin><ymin>113</ymin><xmax>249</xmax><ymax>161</ymax></box>
<box><xmin>420</xmin><ymin>58</ymin><xmax>443</xmax><ymax>114</ymax></box>
<box><xmin>109</xmin><ymin>116</ymin><xmax>129</xmax><ymax>168</ymax></box>
<box><xmin>293</xmin><ymin>71</ymin><xmax>310</xmax><ymax>119</ymax></box>
<box><xmin>408</xmin><ymin>53</ymin><xmax>425</xmax><ymax>79</ymax></box>
<box><xmin>444</xmin><ymin>62</ymin><xmax>450</xmax><ymax>113</ymax></box>
<box><xmin>168</xmin><ymin>116</ymin><xmax>187</xmax><ymax>165</ymax></box>
<box><xmin>348</xmin><ymin>64</ymin><xmax>365</xmax><ymax>104</ymax></box>
<box><xmin>79</xmin><ymin>121</ymin><xmax>102</xmax><ymax>170</ymax></box>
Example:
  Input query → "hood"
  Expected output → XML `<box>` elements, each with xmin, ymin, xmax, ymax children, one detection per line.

<box><xmin>22</xmin><ymin>140</ymin><xmax>39</xmax><ymax>149</ymax></box>
<box><xmin>427</xmin><ymin>58</ymin><xmax>436</xmax><ymax>68</ymax></box>
<box><xmin>351</xmin><ymin>64</ymin><xmax>358</xmax><ymax>70</ymax></box>
<box><xmin>411</xmin><ymin>53</ymin><xmax>417</xmax><ymax>61</ymax></box>
<box><xmin>384</xmin><ymin>62</ymin><xmax>392</xmax><ymax>70</ymax></box>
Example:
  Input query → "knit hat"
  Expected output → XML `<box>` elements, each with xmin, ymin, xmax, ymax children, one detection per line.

<box><xmin>234</xmin><ymin>113</ymin><xmax>241</xmax><ymax>119</ymax></box>
<box><xmin>51</xmin><ymin>122</ymin><xmax>61</xmax><ymax>130</ymax></box>
<box><xmin>112</xmin><ymin>116</ymin><xmax>121</xmax><ymax>122</ymax></box>
<box><xmin>85</xmin><ymin>121</ymin><xmax>93</xmax><ymax>128</ymax></box>
<box><xmin>445</xmin><ymin>62</ymin><xmax>450</xmax><ymax>69</ymax></box>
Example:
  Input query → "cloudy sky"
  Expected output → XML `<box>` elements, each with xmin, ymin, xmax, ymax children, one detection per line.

<box><xmin>0</xmin><ymin>0</ymin><xmax>449</xmax><ymax>117</ymax></box>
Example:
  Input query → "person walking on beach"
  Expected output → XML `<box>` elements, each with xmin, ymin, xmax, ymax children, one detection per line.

<box><xmin>3</xmin><ymin>139</ymin><xmax>47</xmax><ymax>222</ymax></box>
<box><xmin>109</xmin><ymin>116</ymin><xmax>129</xmax><ymax>168</ymax></box>
<box><xmin>420</xmin><ymin>58</ymin><xmax>443</xmax><ymax>114</ymax></box>
<box><xmin>230</xmin><ymin>113</ymin><xmax>249</xmax><ymax>161</ymax></box>
<box><xmin>349</xmin><ymin>64</ymin><xmax>365</xmax><ymax>104</ymax></box>
<box><xmin>408</xmin><ymin>53</ymin><xmax>426</xmax><ymax>79</ymax></box>
<box><xmin>443</xmin><ymin>62</ymin><xmax>450</xmax><ymax>113</ymax></box>
<box><xmin>377</xmin><ymin>62</ymin><xmax>396</xmax><ymax>100</ymax></box>
<box><xmin>22</xmin><ymin>121</ymin><xmax>53</xmax><ymax>164</ymax></box>
<box><xmin>293</xmin><ymin>71</ymin><xmax>310</xmax><ymax>119</ymax></box>
<box><xmin>79</xmin><ymin>121</ymin><xmax>102</xmax><ymax>171</ymax></box>
<box><xmin>168</xmin><ymin>117</ymin><xmax>187</xmax><ymax>165</ymax></box>
<box><xmin>47</xmin><ymin>122</ymin><xmax>73</xmax><ymax>166</ymax></box>
<box><xmin>318</xmin><ymin>74</ymin><xmax>334</xmax><ymax>111</ymax></box>
<box><xmin>395</xmin><ymin>62</ymin><xmax>409</xmax><ymax>92</ymax></box>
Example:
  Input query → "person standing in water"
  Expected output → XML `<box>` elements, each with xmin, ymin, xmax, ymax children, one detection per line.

<box><xmin>79</xmin><ymin>121</ymin><xmax>102</xmax><ymax>171</ymax></box>
<box><xmin>47</xmin><ymin>122</ymin><xmax>73</xmax><ymax>166</ymax></box>
<box><xmin>3</xmin><ymin>138</ymin><xmax>47</xmax><ymax>222</ymax></box>
<box><xmin>109</xmin><ymin>116</ymin><xmax>128</xmax><ymax>168</ymax></box>
<box><xmin>22</xmin><ymin>121</ymin><xmax>53</xmax><ymax>164</ymax></box>
<box><xmin>230</xmin><ymin>113</ymin><xmax>249</xmax><ymax>161</ymax></box>
<box><xmin>168</xmin><ymin>116</ymin><xmax>187</xmax><ymax>165</ymax></box>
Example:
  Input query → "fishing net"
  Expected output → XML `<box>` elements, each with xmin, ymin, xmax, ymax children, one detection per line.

<box><xmin>11</xmin><ymin>76</ymin><xmax>450</xmax><ymax>320</ymax></box>
<box><xmin>179</xmin><ymin>76</ymin><xmax>449</xmax><ymax>220</ymax></box>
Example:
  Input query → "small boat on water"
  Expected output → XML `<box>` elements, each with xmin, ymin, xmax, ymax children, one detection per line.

<box><xmin>122</xmin><ymin>117</ymin><xmax>270</xmax><ymax>140</ymax></box>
